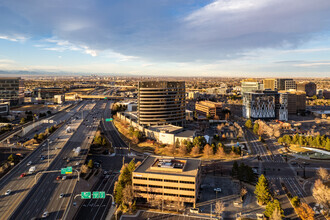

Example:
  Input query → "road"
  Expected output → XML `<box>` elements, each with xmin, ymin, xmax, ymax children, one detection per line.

<box><xmin>7</xmin><ymin>101</ymin><xmax>102</xmax><ymax>220</ymax></box>
<box><xmin>74</xmin><ymin>101</ymin><xmax>133</xmax><ymax>220</ymax></box>
<box><xmin>0</xmin><ymin>101</ymin><xmax>89</xmax><ymax>220</ymax></box>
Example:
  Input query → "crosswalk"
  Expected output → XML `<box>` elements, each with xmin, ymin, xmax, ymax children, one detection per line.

<box><xmin>266</xmin><ymin>176</ymin><xmax>295</xmax><ymax>180</ymax></box>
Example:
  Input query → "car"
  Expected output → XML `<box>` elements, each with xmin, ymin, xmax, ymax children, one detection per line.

<box><xmin>27</xmin><ymin>161</ymin><xmax>32</xmax><ymax>166</ymax></box>
<box><xmin>42</xmin><ymin>211</ymin><xmax>49</xmax><ymax>218</ymax></box>
<box><xmin>56</xmin><ymin>176</ymin><xmax>61</xmax><ymax>181</ymax></box>
<box><xmin>214</xmin><ymin>188</ymin><xmax>222</xmax><ymax>192</ymax></box>
<box><xmin>291</xmin><ymin>162</ymin><xmax>298</xmax><ymax>165</ymax></box>
<box><xmin>62</xmin><ymin>176</ymin><xmax>67</xmax><ymax>180</ymax></box>
<box><xmin>75</xmin><ymin>162</ymin><xmax>80</xmax><ymax>166</ymax></box>
<box><xmin>303</xmin><ymin>162</ymin><xmax>310</xmax><ymax>166</ymax></box>
<box><xmin>5</xmin><ymin>190</ymin><xmax>11</xmax><ymax>195</ymax></box>
<box><xmin>20</xmin><ymin>173</ymin><xmax>26</xmax><ymax>178</ymax></box>
<box><xmin>40</xmin><ymin>156</ymin><xmax>45</xmax><ymax>160</ymax></box>
<box><xmin>59</xmin><ymin>193</ymin><xmax>64</xmax><ymax>198</ymax></box>
<box><xmin>63</xmin><ymin>157</ymin><xmax>67</xmax><ymax>160</ymax></box>
<box><xmin>66</xmin><ymin>158</ymin><xmax>70</xmax><ymax>163</ymax></box>
<box><xmin>103</xmin><ymin>171</ymin><xmax>108</xmax><ymax>175</ymax></box>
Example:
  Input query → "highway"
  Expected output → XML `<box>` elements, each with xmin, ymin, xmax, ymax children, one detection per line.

<box><xmin>0</xmin><ymin>101</ymin><xmax>89</xmax><ymax>220</ymax></box>
<box><xmin>9</xmin><ymin>101</ymin><xmax>104</xmax><ymax>219</ymax></box>
<box><xmin>74</xmin><ymin>101</ymin><xmax>130</xmax><ymax>220</ymax></box>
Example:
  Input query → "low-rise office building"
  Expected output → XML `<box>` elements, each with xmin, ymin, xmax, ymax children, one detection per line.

<box><xmin>133</xmin><ymin>156</ymin><xmax>201</xmax><ymax>208</ymax></box>
<box><xmin>0</xmin><ymin>77</ymin><xmax>23</xmax><ymax>106</ymax></box>
<box><xmin>195</xmin><ymin>100</ymin><xmax>222</xmax><ymax>118</ymax></box>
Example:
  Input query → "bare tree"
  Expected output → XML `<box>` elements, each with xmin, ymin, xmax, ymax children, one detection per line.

<box><xmin>191</xmin><ymin>145</ymin><xmax>200</xmax><ymax>156</ymax></box>
<box><xmin>178</xmin><ymin>144</ymin><xmax>187</xmax><ymax>156</ymax></box>
<box><xmin>312</xmin><ymin>179</ymin><xmax>330</xmax><ymax>210</ymax></box>
<box><xmin>167</xmin><ymin>144</ymin><xmax>176</xmax><ymax>156</ymax></box>
<box><xmin>214</xmin><ymin>200</ymin><xmax>225</xmax><ymax>217</ymax></box>
<box><xmin>203</xmin><ymin>144</ymin><xmax>213</xmax><ymax>158</ymax></box>
<box><xmin>270</xmin><ymin>207</ymin><xmax>282</xmax><ymax>220</ymax></box>
<box><xmin>240</xmin><ymin>187</ymin><xmax>248</xmax><ymax>200</ymax></box>
<box><xmin>317</xmin><ymin>167</ymin><xmax>329</xmax><ymax>182</ymax></box>
<box><xmin>123</xmin><ymin>185</ymin><xmax>135</xmax><ymax>211</ymax></box>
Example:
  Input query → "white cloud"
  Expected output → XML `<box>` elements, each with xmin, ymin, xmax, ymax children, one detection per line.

<box><xmin>0</xmin><ymin>34</ymin><xmax>27</xmax><ymax>42</ymax></box>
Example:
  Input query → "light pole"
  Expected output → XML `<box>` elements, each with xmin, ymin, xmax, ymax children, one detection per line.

<box><xmin>47</xmin><ymin>139</ymin><xmax>50</xmax><ymax>166</ymax></box>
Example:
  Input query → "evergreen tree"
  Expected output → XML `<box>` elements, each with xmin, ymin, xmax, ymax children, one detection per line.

<box><xmin>264</xmin><ymin>199</ymin><xmax>283</xmax><ymax>218</ymax></box>
<box><xmin>33</xmin><ymin>133</ymin><xmax>38</xmax><ymax>140</ymax></box>
<box><xmin>8</xmin><ymin>154</ymin><xmax>15</xmax><ymax>162</ymax></box>
<box><xmin>87</xmin><ymin>159</ymin><xmax>94</xmax><ymax>169</ymax></box>
<box><xmin>245</xmin><ymin>119</ymin><xmax>253</xmax><ymax>129</ymax></box>
<box><xmin>254</xmin><ymin>174</ymin><xmax>271</xmax><ymax>205</ymax></box>
<box><xmin>253</xmin><ymin>123</ymin><xmax>259</xmax><ymax>135</ymax></box>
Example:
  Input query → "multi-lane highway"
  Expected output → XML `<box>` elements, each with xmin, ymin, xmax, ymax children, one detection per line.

<box><xmin>0</xmin><ymin>101</ymin><xmax>90</xmax><ymax>220</ymax></box>
<box><xmin>9</xmin><ymin>101</ymin><xmax>104</xmax><ymax>219</ymax></box>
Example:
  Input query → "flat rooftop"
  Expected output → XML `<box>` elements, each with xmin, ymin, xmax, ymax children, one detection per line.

<box><xmin>134</xmin><ymin>155</ymin><xmax>201</xmax><ymax>177</ymax></box>
<box><xmin>148</xmin><ymin>124</ymin><xmax>183</xmax><ymax>134</ymax></box>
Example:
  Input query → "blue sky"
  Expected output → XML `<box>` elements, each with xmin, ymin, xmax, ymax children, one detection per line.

<box><xmin>0</xmin><ymin>0</ymin><xmax>330</xmax><ymax>77</ymax></box>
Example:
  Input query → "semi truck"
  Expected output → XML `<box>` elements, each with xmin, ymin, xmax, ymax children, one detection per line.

<box><xmin>28</xmin><ymin>166</ymin><xmax>36</xmax><ymax>174</ymax></box>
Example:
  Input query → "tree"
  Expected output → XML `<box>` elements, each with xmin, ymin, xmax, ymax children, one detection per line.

<box><xmin>193</xmin><ymin>136</ymin><xmax>207</xmax><ymax>149</ymax></box>
<box><xmin>264</xmin><ymin>199</ymin><xmax>283</xmax><ymax>218</ymax></box>
<box><xmin>33</xmin><ymin>133</ymin><xmax>38</xmax><ymax>140</ymax></box>
<box><xmin>114</xmin><ymin>182</ymin><xmax>124</xmax><ymax>204</ymax></box>
<box><xmin>167</xmin><ymin>144</ymin><xmax>176</xmax><ymax>156</ymax></box>
<box><xmin>270</xmin><ymin>207</ymin><xmax>282</xmax><ymax>220</ymax></box>
<box><xmin>291</xmin><ymin>196</ymin><xmax>301</xmax><ymax>208</ymax></box>
<box><xmin>191</xmin><ymin>145</ymin><xmax>200</xmax><ymax>156</ymax></box>
<box><xmin>129</xmin><ymin>126</ymin><xmax>134</xmax><ymax>135</ymax></box>
<box><xmin>312</xmin><ymin>179</ymin><xmax>330</xmax><ymax>210</ymax></box>
<box><xmin>178</xmin><ymin>144</ymin><xmax>187</xmax><ymax>156</ymax></box>
<box><xmin>241</xmin><ymin>187</ymin><xmax>248</xmax><ymax>200</ymax></box>
<box><xmin>38</xmin><ymin>133</ymin><xmax>45</xmax><ymax>141</ymax></box>
<box><xmin>214</xmin><ymin>200</ymin><xmax>225</xmax><ymax>217</ymax></box>
<box><xmin>253</xmin><ymin>122</ymin><xmax>259</xmax><ymax>135</ymax></box>
<box><xmin>20</xmin><ymin>117</ymin><xmax>26</xmax><ymax>124</ymax></box>
<box><xmin>254</xmin><ymin>174</ymin><xmax>271</xmax><ymax>205</ymax></box>
<box><xmin>317</xmin><ymin>167</ymin><xmax>329</xmax><ymax>182</ymax></box>
<box><xmin>203</xmin><ymin>144</ymin><xmax>213</xmax><ymax>157</ymax></box>
<box><xmin>296</xmin><ymin>203</ymin><xmax>315</xmax><ymax>220</ymax></box>
<box><xmin>8</xmin><ymin>154</ymin><xmax>15</xmax><ymax>162</ymax></box>
<box><xmin>87</xmin><ymin>159</ymin><xmax>94</xmax><ymax>169</ymax></box>
<box><xmin>245</xmin><ymin>119</ymin><xmax>253</xmax><ymax>129</ymax></box>
<box><xmin>122</xmin><ymin>185</ymin><xmax>135</xmax><ymax>212</ymax></box>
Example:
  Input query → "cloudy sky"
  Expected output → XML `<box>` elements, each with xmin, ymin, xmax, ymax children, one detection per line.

<box><xmin>0</xmin><ymin>0</ymin><xmax>330</xmax><ymax>77</ymax></box>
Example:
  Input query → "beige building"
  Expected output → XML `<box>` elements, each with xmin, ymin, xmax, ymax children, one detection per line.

<box><xmin>132</xmin><ymin>156</ymin><xmax>201</xmax><ymax>208</ymax></box>
<box><xmin>263</xmin><ymin>79</ymin><xmax>276</xmax><ymax>90</ymax></box>
<box><xmin>195</xmin><ymin>100</ymin><xmax>222</xmax><ymax>118</ymax></box>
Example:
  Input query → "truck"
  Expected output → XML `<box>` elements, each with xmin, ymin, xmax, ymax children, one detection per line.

<box><xmin>28</xmin><ymin>166</ymin><xmax>36</xmax><ymax>174</ymax></box>
<box><xmin>74</xmin><ymin>147</ymin><xmax>81</xmax><ymax>156</ymax></box>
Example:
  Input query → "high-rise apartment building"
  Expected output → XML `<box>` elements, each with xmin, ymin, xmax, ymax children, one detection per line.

<box><xmin>297</xmin><ymin>82</ymin><xmax>316</xmax><ymax>97</ymax></box>
<box><xmin>241</xmin><ymin>79</ymin><xmax>263</xmax><ymax>95</ymax></box>
<box><xmin>138</xmin><ymin>81</ymin><xmax>185</xmax><ymax>126</ymax></box>
<box><xmin>195</xmin><ymin>101</ymin><xmax>222</xmax><ymax>118</ymax></box>
<box><xmin>243</xmin><ymin>90</ymin><xmax>288</xmax><ymax>121</ymax></box>
<box><xmin>132</xmin><ymin>156</ymin><xmax>201</xmax><ymax>208</ymax></box>
<box><xmin>0</xmin><ymin>77</ymin><xmax>23</xmax><ymax>106</ymax></box>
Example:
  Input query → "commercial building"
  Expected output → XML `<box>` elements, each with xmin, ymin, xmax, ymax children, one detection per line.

<box><xmin>132</xmin><ymin>156</ymin><xmax>201</xmax><ymax>208</ymax></box>
<box><xmin>206</xmin><ymin>84</ymin><xmax>228</xmax><ymax>95</ymax></box>
<box><xmin>195</xmin><ymin>101</ymin><xmax>222</xmax><ymax>118</ymax></box>
<box><xmin>0</xmin><ymin>77</ymin><xmax>23</xmax><ymax>106</ymax></box>
<box><xmin>241</xmin><ymin>79</ymin><xmax>263</xmax><ymax>95</ymax></box>
<box><xmin>297</xmin><ymin>82</ymin><xmax>316</xmax><ymax>97</ymax></box>
<box><xmin>242</xmin><ymin>90</ymin><xmax>288</xmax><ymax>121</ymax></box>
<box><xmin>0</xmin><ymin>102</ymin><xmax>10</xmax><ymax>116</ymax></box>
<box><xmin>279</xmin><ymin>91</ymin><xmax>306</xmax><ymax>115</ymax></box>
<box><xmin>186</xmin><ymin>91</ymin><xmax>199</xmax><ymax>100</ymax></box>
<box><xmin>263</xmin><ymin>79</ymin><xmax>276</xmax><ymax>90</ymax></box>
<box><xmin>33</xmin><ymin>87</ymin><xmax>64</xmax><ymax>102</ymax></box>
<box><xmin>275</xmin><ymin>79</ymin><xmax>295</xmax><ymax>91</ymax></box>
<box><xmin>138</xmin><ymin>81</ymin><xmax>185</xmax><ymax>126</ymax></box>
<box><xmin>284</xmin><ymin>80</ymin><xmax>297</xmax><ymax>90</ymax></box>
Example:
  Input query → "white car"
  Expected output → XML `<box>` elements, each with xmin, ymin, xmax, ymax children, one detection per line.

<box><xmin>62</xmin><ymin>176</ymin><xmax>67</xmax><ymax>180</ymax></box>
<box><xmin>59</xmin><ymin>193</ymin><xmax>64</xmax><ymax>198</ymax></box>
<box><xmin>214</xmin><ymin>188</ymin><xmax>222</xmax><ymax>192</ymax></box>
<box><xmin>27</xmin><ymin>161</ymin><xmax>32</xmax><ymax>166</ymax></box>
<box><xmin>5</xmin><ymin>190</ymin><xmax>11</xmax><ymax>195</ymax></box>
<box><xmin>42</xmin><ymin>211</ymin><xmax>49</xmax><ymax>218</ymax></box>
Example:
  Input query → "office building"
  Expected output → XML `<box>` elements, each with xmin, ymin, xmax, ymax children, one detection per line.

<box><xmin>195</xmin><ymin>101</ymin><xmax>222</xmax><ymax>118</ymax></box>
<box><xmin>284</xmin><ymin>80</ymin><xmax>297</xmax><ymax>90</ymax></box>
<box><xmin>132</xmin><ymin>156</ymin><xmax>201</xmax><ymax>208</ymax></box>
<box><xmin>263</xmin><ymin>79</ymin><xmax>276</xmax><ymax>90</ymax></box>
<box><xmin>297</xmin><ymin>82</ymin><xmax>316</xmax><ymax>97</ymax></box>
<box><xmin>243</xmin><ymin>90</ymin><xmax>288</xmax><ymax>121</ymax></box>
<box><xmin>0</xmin><ymin>77</ymin><xmax>23</xmax><ymax>106</ymax></box>
<box><xmin>33</xmin><ymin>87</ymin><xmax>64</xmax><ymax>102</ymax></box>
<box><xmin>0</xmin><ymin>102</ymin><xmax>10</xmax><ymax>116</ymax></box>
<box><xmin>138</xmin><ymin>81</ymin><xmax>185</xmax><ymax>126</ymax></box>
<box><xmin>241</xmin><ymin>79</ymin><xmax>263</xmax><ymax>95</ymax></box>
<box><xmin>279</xmin><ymin>91</ymin><xmax>306</xmax><ymax>115</ymax></box>
<box><xmin>275</xmin><ymin>79</ymin><xmax>295</xmax><ymax>90</ymax></box>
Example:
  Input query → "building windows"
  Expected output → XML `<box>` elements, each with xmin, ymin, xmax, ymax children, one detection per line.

<box><xmin>133</xmin><ymin>184</ymin><xmax>147</xmax><ymax>187</ymax></box>
<box><xmin>164</xmin><ymin>186</ymin><xmax>178</xmax><ymax>190</ymax></box>
<box><xmin>149</xmin><ymin>185</ymin><xmax>162</xmax><ymax>188</ymax></box>
<box><xmin>179</xmin><ymin>181</ymin><xmax>195</xmax><ymax>184</ymax></box>
<box><xmin>180</xmin><ymin>195</ymin><xmax>195</xmax><ymax>198</ymax></box>
<box><xmin>149</xmin><ymin>178</ymin><xmax>163</xmax><ymax>182</ymax></box>
<box><xmin>133</xmin><ymin>177</ymin><xmax>148</xmax><ymax>180</ymax></box>
<box><xmin>164</xmin><ymin>179</ymin><xmax>178</xmax><ymax>183</ymax></box>
<box><xmin>180</xmin><ymin>188</ymin><xmax>194</xmax><ymax>191</ymax></box>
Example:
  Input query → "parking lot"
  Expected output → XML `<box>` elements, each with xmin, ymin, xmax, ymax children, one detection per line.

<box><xmin>122</xmin><ymin>211</ymin><xmax>212</xmax><ymax>220</ymax></box>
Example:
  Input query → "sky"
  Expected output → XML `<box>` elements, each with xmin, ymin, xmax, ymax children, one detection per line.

<box><xmin>0</xmin><ymin>0</ymin><xmax>330</xmax><ymax>77</ymax></box>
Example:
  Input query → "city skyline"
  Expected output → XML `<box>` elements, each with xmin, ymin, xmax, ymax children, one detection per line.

<box><xmin>1</xmin><ymin>0</ymin><xmax>330</xmax><ymax>77</ymax></box>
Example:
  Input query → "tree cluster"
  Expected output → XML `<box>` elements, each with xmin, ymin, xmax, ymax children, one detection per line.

<box><xmin>278</xmin><ymin>134</ymin><xmax>330</xmax><ymax>151</ymax></box>
<box><xmin>111</xmin><ymin>104</ymin><xmax>127</xmax><ymax>115</ymax></box>
<box><xmin>232</xmin><ymin>161</ymin><xmax>256</xmax><ymax>183</ymax></box>
<box><xmin>114</xmin><ymin>159</ymin><xmax>140</xmax><ymax>213</ymax></box>
<box><xmin>93</xmin><ymin>134</ymin><xmax>107</xmax><ymax>146</ymax></box>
